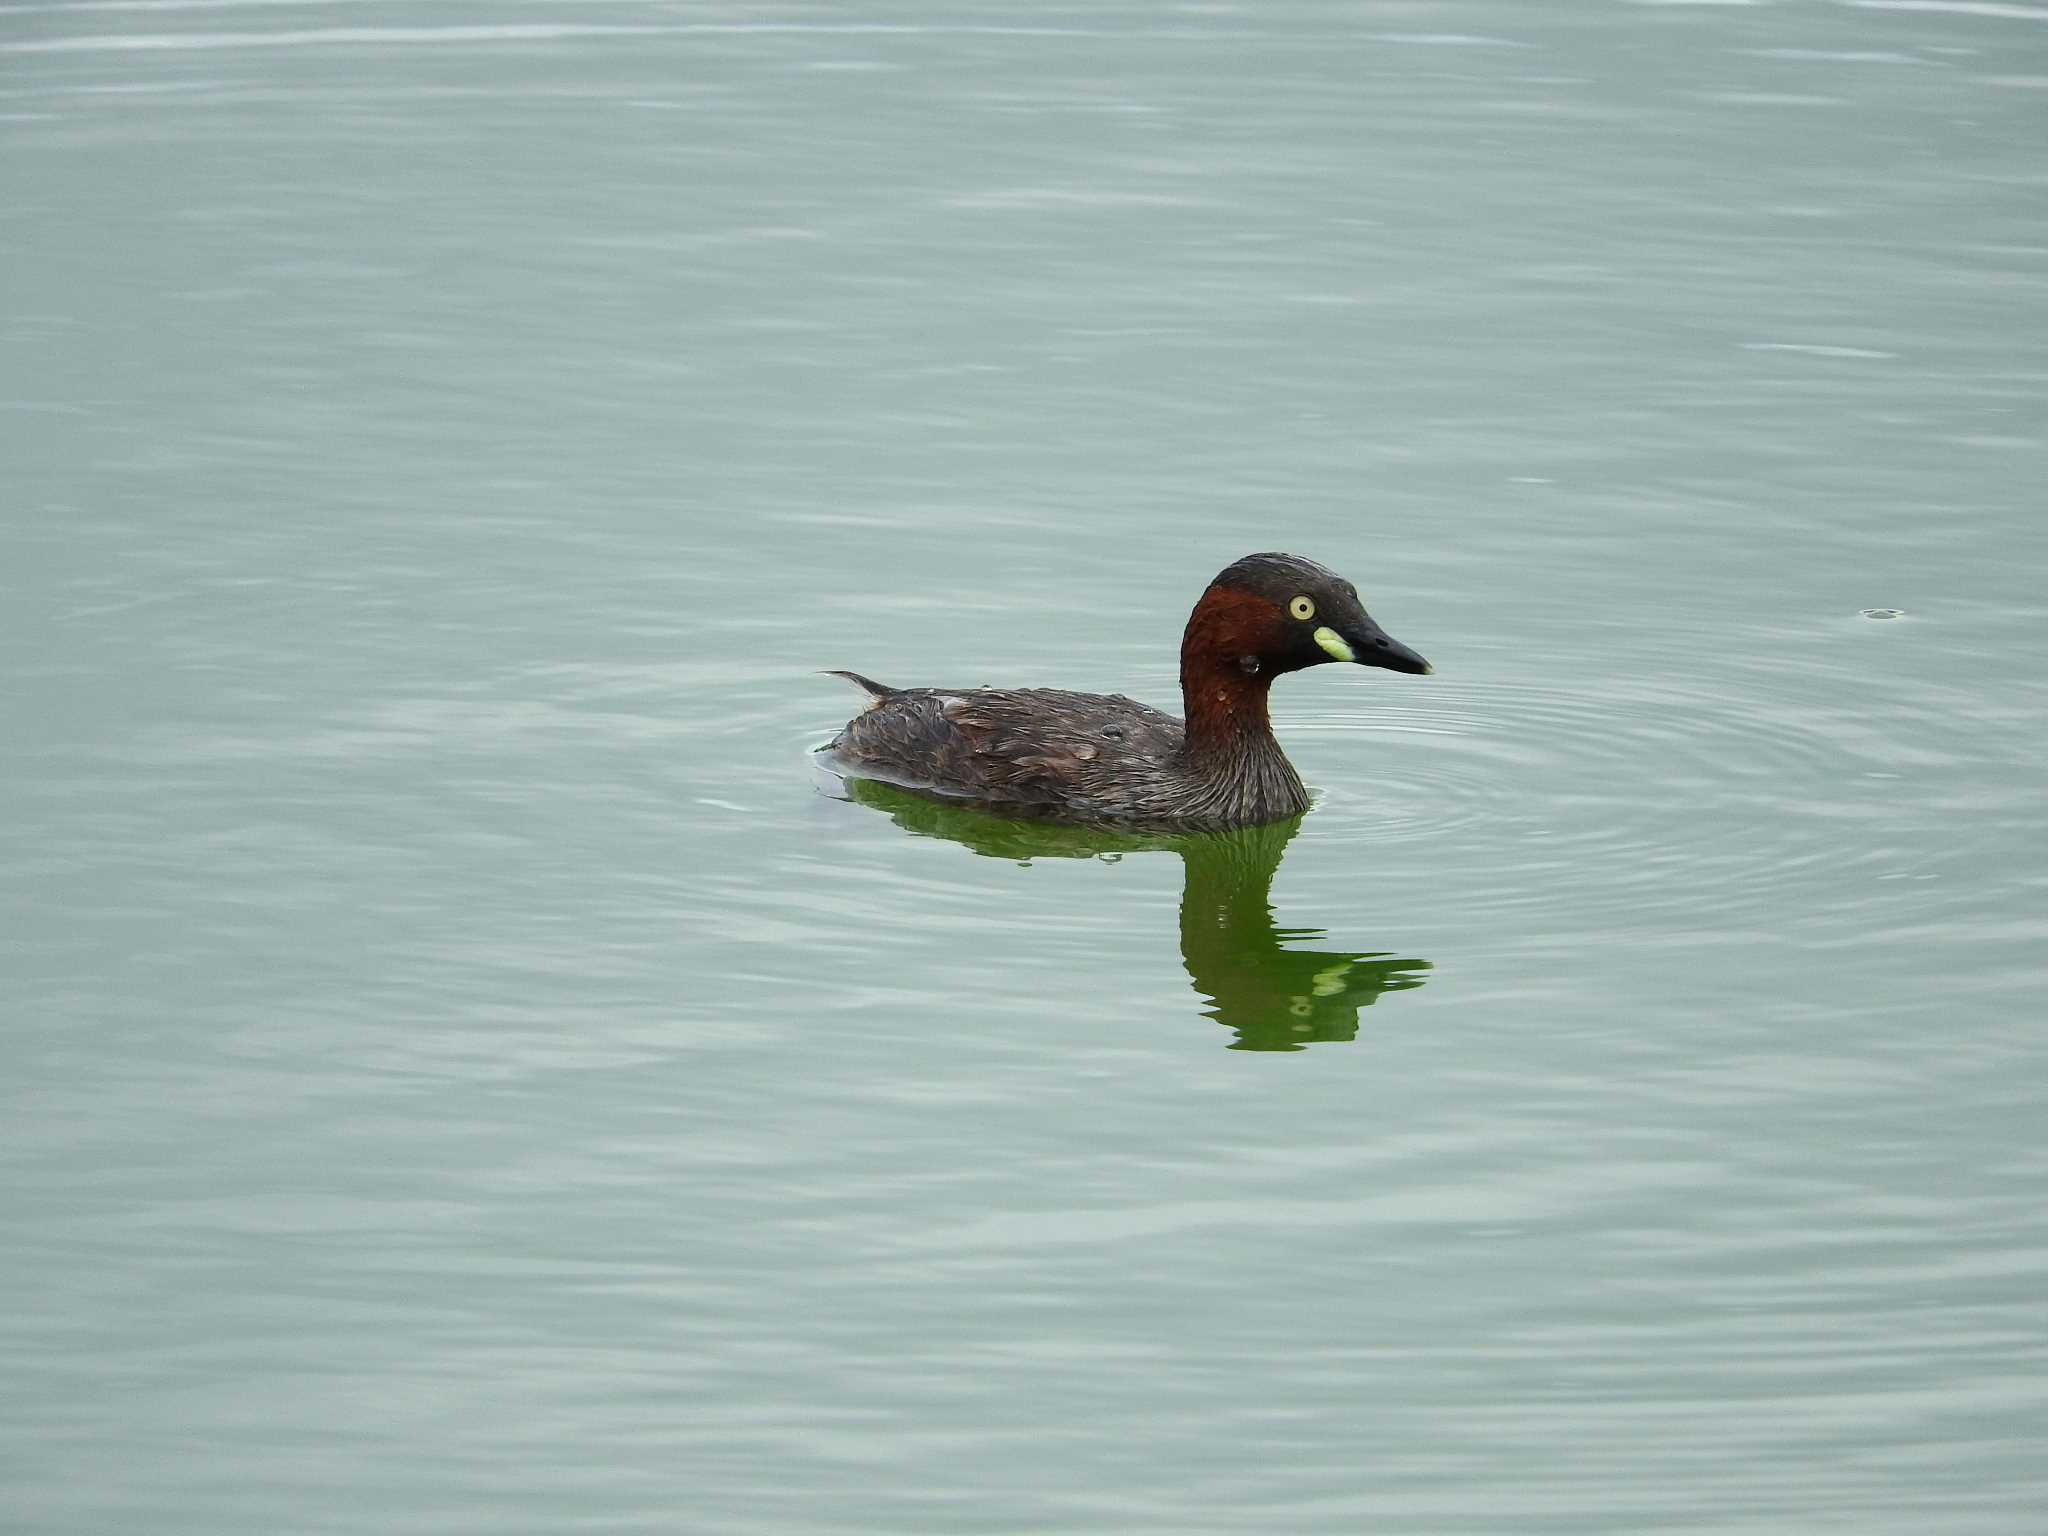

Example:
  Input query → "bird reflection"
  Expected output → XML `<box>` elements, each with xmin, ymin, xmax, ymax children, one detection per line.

<box><xmin>833</xmin><ymin>776</ymin><xmax>1430</xmax><ymax>1051</ymax></box>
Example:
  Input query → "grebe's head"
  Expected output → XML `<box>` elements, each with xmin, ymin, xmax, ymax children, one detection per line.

<box><xmin>1191</xmin><ymin>552</ymin><xmax>1431</xmax><ymax>678</ymax></box>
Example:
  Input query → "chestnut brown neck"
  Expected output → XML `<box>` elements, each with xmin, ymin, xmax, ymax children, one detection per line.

<box><xmin>1178</xmin><ymin>585</ymin><xmax>1282</xmax><ymax>759</ymax></box>
<box><xmin>1172</xmin><ymin>583</ymin><xmax>1310</xmax><ymax>823</ymax></box>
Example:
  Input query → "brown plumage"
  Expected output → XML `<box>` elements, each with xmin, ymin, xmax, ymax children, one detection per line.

<box><xmin>822</xmin><ymin>552</ymin><xmax>1431</xmax><ymax>831</ymax></box>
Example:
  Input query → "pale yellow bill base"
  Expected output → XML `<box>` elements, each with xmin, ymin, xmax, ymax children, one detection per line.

<box><xmin>1311</xmin><ymin>625</ymin><xmax>1355</xmax><ymax>663</ymax></box>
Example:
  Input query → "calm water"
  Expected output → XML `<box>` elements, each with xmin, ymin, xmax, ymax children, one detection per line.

<box><xmin>5</xmin><ymin>2</ymin><xmax>2047</xmax><ymax>1531</ymax></box>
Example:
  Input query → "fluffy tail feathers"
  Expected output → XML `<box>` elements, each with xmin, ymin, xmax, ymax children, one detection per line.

<box><xmin>822</xmin><ymin>670</ymin><xmax>897</xmax><ymax>710</ymax></box>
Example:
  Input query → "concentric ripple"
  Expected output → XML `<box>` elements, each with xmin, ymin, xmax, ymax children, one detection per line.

<box><xmin>1287</xmin><ymin>628</ymin><xmax>2010</xmax><ymax>943</ymax></box>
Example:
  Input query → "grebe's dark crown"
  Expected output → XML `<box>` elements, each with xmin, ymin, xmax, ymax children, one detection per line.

<box><xmin>1210</xmin><ymin>552</ymin><xmax>1349</xmax><ymax>599</ymax></box>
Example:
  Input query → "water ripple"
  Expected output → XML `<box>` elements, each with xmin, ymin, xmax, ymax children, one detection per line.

<box><xmin>1291</xmin><ymin>630</ymin><xmax>2016</xmax><ymax>943</ymax></box>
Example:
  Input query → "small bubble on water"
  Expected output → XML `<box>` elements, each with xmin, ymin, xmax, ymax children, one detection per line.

<box><xmin>1859</xmin><ymin>608</ymin><xmax>1905</xmax><ymax>621</ymax></box>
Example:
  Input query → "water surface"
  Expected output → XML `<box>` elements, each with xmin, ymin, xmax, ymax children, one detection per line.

<box><xmin>5</xmin><ymin>2</ymin><xmax>2046</xmax><ymax>1531</ymax></box>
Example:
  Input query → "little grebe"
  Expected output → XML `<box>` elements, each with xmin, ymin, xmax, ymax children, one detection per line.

<box><xmin>822</xmin><ymin>552</ymin><xmax>1431</xmax><ymax>831</ymax></box>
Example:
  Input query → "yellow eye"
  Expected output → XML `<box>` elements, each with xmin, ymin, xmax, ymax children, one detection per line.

<box><xmin>1289</xmin><ymin>595</ymin><xmax>1315</xmax><ymax>621</ymax></box>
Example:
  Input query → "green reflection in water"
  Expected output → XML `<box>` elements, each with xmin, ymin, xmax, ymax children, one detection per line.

<box><xmin>839</xmin><ymin>777</ymin><xmax>1431</xmax><ymax>1051</ymax></box>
